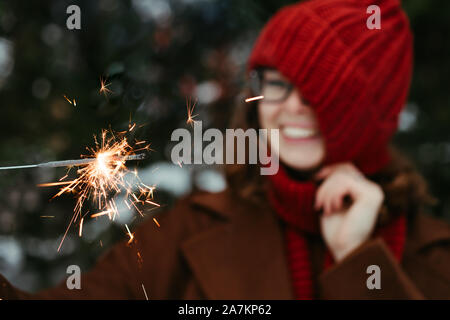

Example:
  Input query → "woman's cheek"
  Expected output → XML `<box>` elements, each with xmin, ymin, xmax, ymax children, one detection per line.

<box><xmin>258</xmin><ymin>103</ymin><xmax>280</xmax><ymax>130</ymax></box>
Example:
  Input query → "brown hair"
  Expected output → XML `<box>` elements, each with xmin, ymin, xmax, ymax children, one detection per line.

<box><xmin>224</xmin><ymin>88</ymin><xmax>438</xmax><ymax>224</ymax></box>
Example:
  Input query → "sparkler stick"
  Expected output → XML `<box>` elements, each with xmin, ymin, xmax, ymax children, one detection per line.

<box><xmin>0</xmin><ymin>154</ymin><xmax>146</xmax><ymax>171</ymax></box>
<box><xmin>2</xmin><ymin>125</ymin><xmax>156</xmax><ymax>252</ymax></box>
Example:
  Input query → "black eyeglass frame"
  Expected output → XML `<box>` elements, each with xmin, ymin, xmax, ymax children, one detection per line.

<box><xmin>248</xmin><ymin>68</ymin><xmax>295</xmax><ymax>103</ymax></box>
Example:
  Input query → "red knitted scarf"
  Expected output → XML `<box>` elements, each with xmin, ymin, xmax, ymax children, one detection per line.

<box><xmin>267</xmin><ymin>165</ymin><xmax>407</xmax><ymax>299</ymax></box>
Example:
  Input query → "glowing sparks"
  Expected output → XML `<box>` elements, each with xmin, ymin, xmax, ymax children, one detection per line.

<box><xmin>136</xmin><ymin>251</ymin><xmax>144</xmax><ymax>269</ymax></box>
<box><xmin>142</xmin><ymin>284</ymin><xmax>149</xmax><ymax>300</ymax></box>
<box><xmin>245</xmin><ymin>95</ymin><xmax>264</xmax><ymax>103</ymax></box>
<box><xmin>40</xmin><ymin>216</ymin><xmax>55</xmax><ymax>218</ymax></box>
<box><xmin>125</xmin><ymin>224</ymin><xmax>134</xmax><ymax>245</ymax></box>
<box><xmin>145</xmin><ymin>199</ymin><xmax>159</xmax><ymax>207</ymax></box>
<box><xmin>38</xmin><ymin>125</ymin><xmax>157</xmax><ymax>252</ymax></box>
<box><xmin>153</xmin><ymin>217</ymin><xmax>160</xmax><ymax>227</ymax></box>
<box><xmin>186</xmin><ymin>96</ymin><xmax>198</xmax><ymax>127</ymax></box>
<box><xmin>79</xmin><ymin>218</ymin><xmax>84</xmax><ymax>237</ymax></box>
<box><xmin>90</xmin><ymin>210</ymin><xmax>110</xmax><ymax>218</ymax></box>
<box><xmin>63</xmin><ymin>95</ymin><xmax>77</xmax><ymax>106</ymax></box>
<box><xmin>38</xmin><ymin>181</ymin><xmax>73</xmax><ymax>187</ymax></box>
<box><xmin>99</xmin><ymin>77</ymin><xmax>112</xmax><ymax>97</ymax></box>
<box><xmin>137</xmin><ymin>251</ymin><xmax>143</xmax><ymax>264</ymax></box>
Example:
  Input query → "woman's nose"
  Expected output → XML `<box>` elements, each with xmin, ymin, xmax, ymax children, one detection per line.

<box><xmin>282</xmin><ymin>89</ymin><xmax>310</xmax><ymax>114</ymax></box>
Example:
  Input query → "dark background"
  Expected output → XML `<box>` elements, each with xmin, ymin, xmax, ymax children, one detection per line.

<box><xmin>0</xmin><ymin>0</ymin><xmax>449</xmax><ymax>292</ymax></box>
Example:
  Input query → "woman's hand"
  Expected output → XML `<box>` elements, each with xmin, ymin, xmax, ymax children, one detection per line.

<box><xmin>314</xmin><ymin>163</ymin><xmax>384</xmax><ymax>262</ymax></box>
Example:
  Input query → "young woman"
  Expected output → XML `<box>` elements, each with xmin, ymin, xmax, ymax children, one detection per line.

<box><xmin>1</xmin><ymin>0</ymin><xmax>449</xmax><ymax>299</ymax></box>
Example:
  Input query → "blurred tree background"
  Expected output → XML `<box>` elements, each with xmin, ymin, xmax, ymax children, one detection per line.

<box><xmin>0</xmin><ymin>0</ymin><xmax>448</xmax><ymax>293</ymax></box>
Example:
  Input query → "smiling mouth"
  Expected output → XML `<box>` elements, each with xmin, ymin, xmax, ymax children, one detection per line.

<box><xmin>281</xmin><ymin>126</ymin><xmax>319</xmax><ymax>139</ymax></box>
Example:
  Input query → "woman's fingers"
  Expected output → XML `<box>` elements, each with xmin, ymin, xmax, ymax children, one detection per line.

<box><xmin>317</xmin><ymin>163</ymin><xmax>386</xmax><ymax>262</ymax></box>
<box><xmin>314</xmin><ymin>164</ymin><xmax>339</xmax><ymax>212</ymax></box>
<box><xmin>314</xmin><ymin>164</ymin><xmax>337</xmax><ymax>181</ymax></box>
<box><xmin>324</xmin><ymin>180</ymin><xmax>350</xmax><ymax>215</ymax></box>
<box><xmin>315</xmin><ymin>174</ymin><xmax>340</xmax><ymax>215</ymax></box>
<box><xmin>315</xmin><ymin>164</ymin><xmax>363</xmax><ymax>215</ymax></box>
<box><xmin>331</xmin><ymin>190</ymin><xmax>344</xmax><ymax>212</ymax></box>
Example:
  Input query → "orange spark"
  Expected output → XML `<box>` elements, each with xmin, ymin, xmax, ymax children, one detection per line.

<box><xmin>99</xmin><ymin>77</ymin><xmax>112</xmax><ymax>97</ymax></box>
<box><xmin>245</xmin><ymin>95</ymin><xmax>264</xmax><ymax>103</ymax></box>
<box><xmin>153</xmin><ymin>217</ymin><xmax>160</xmax><ymax>227</ymax></box>
<box><xmin>142</xmin><ymin>284</ymin><xmax>149</xmax><ymax>300</ymax></box>
<box><xmin>186</xmin><ymin>96</ymin><xmax>198</xmax><ymax>127</ymax></box>
<box><xmin>137</xmin><ymin>251</ymin><xmax>144</xmax><ymax>269</ymax></box>
<box><xmin>79</xmin><ymin>217</ymin><xmax>84</xmax><ymax>237</ymax></box>
<box><xmin>38</xmin><ymin>181</ymin><xmax>74</xmax><ymax>187</ymax></box>
<box><xmin>125</xmin><ymin>224</ymin><xmax>134</xmax><ymax>244</ymax></box>
<box><xmin>146</xmin><ymin>200</ymin><xmax>160</xmax><ymax>207</ymax></box>
<box><xmin>90</xmin><ymin>210</ymin><xmax>110</xmax><ymax>218</ymax></box>
<box><xmin>39</xmin><ymin>125</ymin><xmax>158</xmax><ymax>252</ymax></box>
<box><xmin>63</xmin><ymin>95</ymin><xmax>75</xmax><ymax>105</ymax></box>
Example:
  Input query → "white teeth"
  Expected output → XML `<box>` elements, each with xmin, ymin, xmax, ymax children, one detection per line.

<box><xmin>282</xmin><ymin>126</ymin><xmax>317</xmax><ymax>139</ymax></box>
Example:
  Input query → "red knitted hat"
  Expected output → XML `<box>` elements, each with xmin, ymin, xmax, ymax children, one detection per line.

<box><xmin>248</xmin><ymin>0</ymin><xmax>413</xmax><ymax>175</ymax></box>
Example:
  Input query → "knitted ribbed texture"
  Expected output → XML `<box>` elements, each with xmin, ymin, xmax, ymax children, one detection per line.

<box><xmin>268</xmin><ymin>166</ymin><xmax>407</xmax><ymax>299</ymax></box>
<box><xmin>268</xmin><ymin>170</ymin><xmax>319</xmax><ymax>234</ymax></box>
<box><xmin>248</xmin><ymin>0</ymin><xmax>413</xmax><ymax>176</ymax></box>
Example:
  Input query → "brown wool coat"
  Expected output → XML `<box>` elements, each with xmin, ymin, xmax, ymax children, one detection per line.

<box><xmin>1</xmin><ymin>190</ymin><xmax>450</xmax><ymax>300</ymax></box>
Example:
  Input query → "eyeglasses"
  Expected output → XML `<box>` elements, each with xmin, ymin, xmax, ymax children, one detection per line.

<box><xmin>248</xmin><ymin>69</ymin><xmax>294</xmax><ymax>103</ymax></box>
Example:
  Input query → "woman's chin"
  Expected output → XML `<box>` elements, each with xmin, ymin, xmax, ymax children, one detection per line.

<box><xmin>279</xmin><ymin>151</ymin><xmax>324</xmax><ymax>172</ymax></box>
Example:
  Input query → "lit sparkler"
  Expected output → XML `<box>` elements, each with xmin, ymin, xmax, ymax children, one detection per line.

<box><xmin>0</xmin><ymin>154</ymin><xmax>146</xmax><ymax>171</ymax></box>
<box><xmin>11</xmin><ymin>126</ymin><xmax>157</xmax><ymax>251</ymax></box>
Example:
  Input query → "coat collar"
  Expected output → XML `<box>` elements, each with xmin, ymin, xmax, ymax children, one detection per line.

<box><xmin>181</xmin><ymin>190</ymin><xmax>294</xmax><ymax>299</ymax></box>
<box><xmin>181</xmin><ymin>190</ymin><xmax>450</xmax><ymax>299</ymax></box>
<box><xmin>404</xmin><ymin>212</ymin><xmax>450</xmax><ymax>255</ymax></box>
